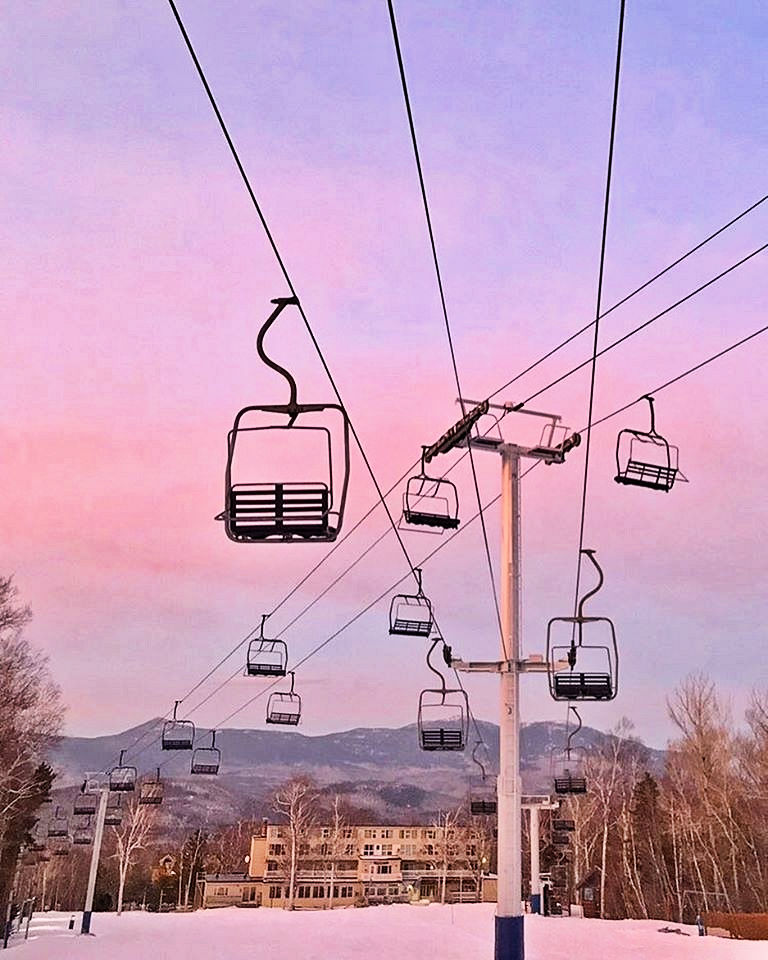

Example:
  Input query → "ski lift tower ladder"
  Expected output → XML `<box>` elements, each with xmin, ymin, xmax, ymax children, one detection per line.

<box><xmin>435</xmin><ymin>398</ymin><xmax>580</xmax><ymax>960</ymax></box>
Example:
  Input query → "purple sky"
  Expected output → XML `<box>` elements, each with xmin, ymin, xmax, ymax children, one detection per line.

<box><xmin>3</xmin><ymin>0</ymin><xmax>767</xmax><ymax>752</ymax></box>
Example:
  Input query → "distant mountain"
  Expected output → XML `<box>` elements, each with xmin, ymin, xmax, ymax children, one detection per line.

<box><xmin>48</xmin><ymin>720</ymin><xmax>665</xmax><ymax>828</ymax></box>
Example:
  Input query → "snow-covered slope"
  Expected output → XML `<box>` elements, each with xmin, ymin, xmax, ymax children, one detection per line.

<box><xmin>12</xmin><ymin>905</ymin><xmax>760</xmax><ymax>960</ymax></box>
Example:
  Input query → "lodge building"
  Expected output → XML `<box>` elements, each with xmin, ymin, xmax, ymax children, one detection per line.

<box><xmin>195</xmin><ymin>821</ymin><xmax>497</xmax><ymax>910</ymax></box>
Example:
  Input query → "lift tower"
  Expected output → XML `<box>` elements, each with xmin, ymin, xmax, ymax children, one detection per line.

<box><xmin>431</xmin><ymin>399</ymin><xmax>579</xmax><ymax>960</ymax></box>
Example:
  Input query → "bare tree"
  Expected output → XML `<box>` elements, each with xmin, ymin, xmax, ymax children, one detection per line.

<box><xmin>0</xmin><ymin>577</ymin><xmax>63</xmax><ymax>912</ymax></box>
<box><xmin>424</xmin><ymin>808</ymin><xmax>463</xmax><ymax>904</ymax></box>
<box><xmin>273</xmin><ymin>778</ymin><xmax>317</xmax><ymax>909</ymax></box>
<box><xmin>112</xmin><ymin>797</ymin><xmax>158</xmax><ymax>914</ymax></box>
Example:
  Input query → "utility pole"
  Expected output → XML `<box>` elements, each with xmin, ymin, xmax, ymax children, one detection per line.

<box><xmin>81</xmin><ymin>788</ymin><xmax>109</xmax><ymax>935</ymax></box>
<box><xmin>443</xmin><ymin>399</ymin><xmax>579</xmax><ymax>960</ymax></box>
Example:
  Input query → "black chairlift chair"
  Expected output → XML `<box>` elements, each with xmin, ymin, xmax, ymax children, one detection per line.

<box><xmin>191</xmin><ymin>730</ymin><xmax>221</xmax><ymax>776</ymax></box>
<box><xmin>417</xmin><ymin>639</ymin><xmax>469</xmax><ymax>752</ymax></box>
<box><xmin>553</xmin><ymin>708</ymin><xmax>588</xmax><ymax>796</ymax></box>
<box><xmin>139</xmin><ymin>768</ymin><xmax>164</xmax><ymax>806</ymax></box>
<box><xmin>615</xmin><ymin>395</ymin><xmax>686</xmax><ymax>492</ymax></box>
<box><xmin>552</xmin><ymin>818</ymin><xmax>575</xmax><ymax>832</ymax></box>
<box><xmin>469</xmin><ymin>742</ymin><xmax>497</xmax><ymax>815</ymax></box>
<box><xmin>73</xmin><ymin>784</ymin><xmax>97</xmax><ymax>818</ymax></box>
<box><xmin>162</xmin><ymin>701</ymin><xmax>196</xmax><ymax>751</ymax></box>
<box><xmin>403</xmin><ymin>449</ymin><xmax>460</xmax><ymax>532</ymax></box>
<box><xmin>266</xmin><ymin>671</ymin><xmax>302</xmax><ymax>726</ymax></box>
<box><xmin>47</xmin><ymin>808</ymin><xmax>69</xmax><ymax>839</ymax></box>
<box><xmin>72</xmin><ymin>818</ymin><xmax>93</xmax><ymax>846</ymax></box>
<box><xmin>110</xmin><ymin>751</ymin><xmax>137</xmax><ymax>793</ymax></box>
<box><xmin>389</xmin><ymin>568</ymin><xmax>434</xmax><ymax>637</ymax></box>
<box><xmin>216</xmin><ymin>297</ymin><xmax>351</xmax><ymax>544</ymax></box>
<box><xmin>547</xmin><ymin>550</ymin><xmax>618</xmax><ymax>703</ymax></box>
<box><xmin>247</xmin><ymin>615</ymin><xmax>288</xmax><ymax>677</ymax></box>
<box><xmin>104</xmin><ymin>796</ymin><xmax>123</xmax><ymax>827</ymax></box>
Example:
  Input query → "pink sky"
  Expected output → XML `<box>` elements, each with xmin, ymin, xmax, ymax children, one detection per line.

<box><xmin>2</xmin><ymin>0</ymin><xmax>767</xmax><ymax>751</ymax></box>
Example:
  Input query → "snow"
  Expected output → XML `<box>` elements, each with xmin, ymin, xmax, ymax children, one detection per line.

<box><xmin>9</xmin><ymin>905</ymin><xmax>764</xmax><ymax>959</ymax></box>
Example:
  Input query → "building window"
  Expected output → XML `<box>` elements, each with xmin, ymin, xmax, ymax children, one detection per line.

<box><xmin>312</xmin><ymin>885</ymin><xmax>324</xmax><ymax>898</ymax></box>
<box><xmin>269</xmin><ymin>886</ymin><xmax>282</xmax><ymax>899</ymax></box>
<box><xmin>425</xmin><ymin>844</ymin><xmax>435</xmax><ymax>856</ymax></box>
<box><xmin>267</xmin><ymin>860</ymin><xmax>279</xmax><ymax>872</ymax></box>
<box><xmin>343</xmin><ymin>828</ymin><xmax>354</xmax><ymax>838</ymax></box>
<box><xmin>268</xmin><ymin>843</ymin><xmax>285</xmax><ymax>856</ymax></box>
<box><xmin>363</xmin><ymin>844</ymin><xmax>375</xmax><ymax>857</ymax></box>
<box><xmin>333</xmin><ymin>885</ymin><xmax>353</xmax><ymax>898</ymax></box>
<box><xmin>363</xmin><ymin>829</ymin><xmax>375</xmax><ymax>839</ymax></box>
<box><xmin>423</xmin><ymin>829</ymin><xmax>436</xmax><ymax>840</ymax></box>
<box><xmin>344</xmin><ymin>844</ymin><xmax>356</xmax><ymax>856</ymax></box>
<box><xmin>321</xmin><ymin>828</ymin><xmax>330</xmax><ymax>838</ymax></box>
<box><xmin>381</xmin><ymin>829</ymin><xmax>392</xmax><ymax>838</ymax></box>
<box><xmin>297</xmin><ymin>885</ymin><xmax>312</xmax><ymax>899</ymax></box>
<box><xmin>216</xmin><ymin>887</ymin><xmax>228</xmax><ymax>896</ymax></box>
<box><xmin>375</xmin><ymin>863</ymin><xmax>392</xmax><ymax>875</ymax></box>
<box><xmin>381</xmin><ymin>844</ymin><xmax>392</xmax><ymax>855</ymax></box>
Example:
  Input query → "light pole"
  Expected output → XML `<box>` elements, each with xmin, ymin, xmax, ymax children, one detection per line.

<box><xmin>443</xmin><ymin>399</ymin><xmax>579</xmax><ymax>960</ymax></box>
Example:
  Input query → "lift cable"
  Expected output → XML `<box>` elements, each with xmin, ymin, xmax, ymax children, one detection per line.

<box><xmin>111</xmin><ymin>5</ymin><xmax>765</xmax><ymax>771</ymax></box>
<box><xmin>166</xmin><ymin>0</ymin><xmax>421</xmax><ymax>590</ymax></box>
<box><xmin>117</xmin><ymin>238</ymin><xmax>768</xmax><ymax>769</ymax></box>
<box><xmin>131</xmin><ymin>308</ymin><xmax>768</xmax><ymax>775</ymax></box>
<box><xmin>131</xmin><ymin>202</ymin><xmax>768</xmax><ymax>745</ymax></box>
<box><xmin>519</xmin><ymin>240</ymin><xmax>768</xmax><ymax>408</ymax></box>
<box><xmin>115</xmin><ymin>238</ymin><xmax>767</xmax><ymax>772</ymax></box>
<box><xmin>386</xmin><ymin>0</ymin><xmax>505</xmax><ymax>654</ymax></box>
<box><xmin>570</xmin><ymin>0</ymin><xmax>626</xmax><ymax>641</ymax></box>
<box><xmin>487</xmin><ymin>190</ymin><xmax>768</xmax><ymax>403</ymax></box>
<box><xmin>151</xmin><ymin>314</ymin><xmax>768</xmax><ymax>756</ymax></box>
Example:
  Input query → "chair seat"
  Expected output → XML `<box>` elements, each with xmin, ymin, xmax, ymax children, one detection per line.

<box><xmin>554</xmin><ymin>777</ymin><xmax>587</xmax><ymax>795</ymax></box>
<box><xmin>229</xmin><ymin>483</ymin><xmax>332</xmax><ymax>541</ymax></box>
<box><xmin>420</xmin><ymin>728</ymin><xmax>465</xmax><ymax>751</ymax></box>
<box><xmin>266</xmin><ymin>712</ymin><xmax>301</xmax><ymax>725</ymax></box>
<box><xmin>470</xmin><ymin>800</ymin><xmax>497</xmax><ymax>815</ymax></box>
<box><xmin>616</xmin><ymin>460</ymin><xmax>676</xmax><ymax>491</ymax></box>
<box><xmin>404</xmin><ymin>510</ymin><xmax>460</xmax><ymax>530</ymax></box>
<box><xmin>246</xmin><ymin>663</ymin><xmax>287</xmax><ymax>677</ymax></box>
<box><xmin>553</xmin><ymin>672</ymin><xmax>613</xmax><ymax>700</ymax></box>
<box><xmin>390</xmin><ymin>618</ymin><xmax>432</xmax><ymax>636</ymax></box>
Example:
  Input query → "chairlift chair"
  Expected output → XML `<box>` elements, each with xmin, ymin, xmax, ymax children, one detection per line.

<box><xmin>247</xmin><ymin>615</ymin><xmax>288</xmax><ymax>677</ymax></box>
<box><xmin>615</xmin><ymin>395</ymin><xmax>685</xmax><ymax>492</ymax></box>
<box><xmin>469</xmin><ymin>742</ymin><xmax>497</xmax><ymax>815</ymax></box>
<box><xmin>553</xmin><ymin>707</ymin><xmax>588</xmax><ymax>796</ymax></box>
<box><xmin>191</xmin><ymin>730</ymin><xmax>221</xmax><ymax>775</ymax></box>
<box><xmin>72</xmin><ymin>817</ymin><xmax>93</xmax><ymax>846</ymax></box>
<box><xmin>47</xmin><ymin>808</ymin><xmax>69</xmax><ymax>839</ymax></box>
<box><xmin>389</xmin><ymin>568</ymin><xmax>434</xmax><ymax>637</ymax></box>
<box><xmin>104</xmin><ymin>796</ymin><xmax>123</xmax><ymax>827</ymax></box>
<box><xmin>53</xmin><ymin>843</ymin><xmax>70</xmax><ymax>858</ymax></box>
<box><xmin>552</xmin><ymin>832</ymin><xmax>571</xmax><ymax>846</ymax></box>
<box><xmin>73</xmin><ymin>789</ymin><xmax>97</xmax><ymax>818</ymax></box>
<box><xmin>139</xmin><ymin>769</ymin><xmax>164</xmax><ymax>806</ymax></box>
<box><xmin>403</xmin><ymin>450</ymin><xmax>460</xmax><ymax>531</ymax></box>
<box><xmin>266</xmin><ymin>671</ymin><xmax>302</xmax><ymax>726</ymax></box>
<box><xmin>110</xmin><ymin>751</ymin><xmax>137</xmax><ymax>792</ymax></box>
<box><xmin>547</xmin><ymin>550</ymin><xmax>618</xmax><ymax>703</ymax></box>
<box><xmin>417</xmin><ymin>639</ymin><xmax>469</xmax><ymax>752</ymax></box>
<box><xmin>162</xmin><ymin>701</ymin><xmax>195</xmax><ymax>751</ymax></box>
<box><xmin>552</xmin><ymin>819</ymin><xmax>575</xmax><ymax>832</ymax></box>
<box><xmin>217</xmin><ymin>297</ymin><xmax>351</xmax><ymax>544</ymax></box>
